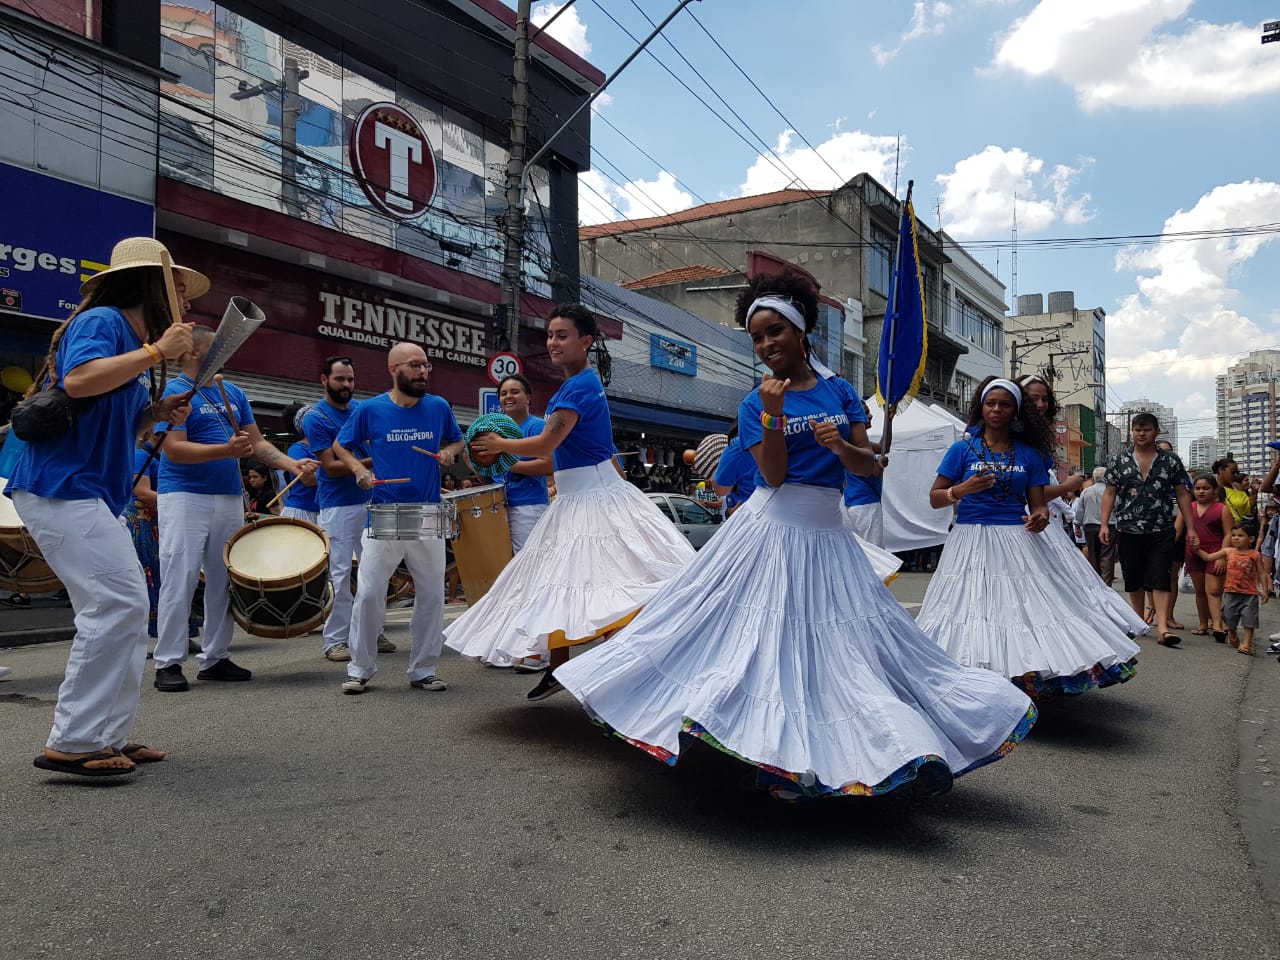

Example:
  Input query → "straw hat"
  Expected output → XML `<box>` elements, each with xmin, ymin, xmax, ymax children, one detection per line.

<box><xmin>80</xmin><ymin>237</ymin><xmax>211</xmax><ymax>300</ymax></box>
<box><xmin>692</xmin><ymin>432</ymin><xmax>729</xmax><ymax>480</ymax></box>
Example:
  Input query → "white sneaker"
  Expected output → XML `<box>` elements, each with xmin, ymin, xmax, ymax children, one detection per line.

<box><xmin>325</xmin><ymin>643</ymin><xmax>351</xmax><ymax>662</ymax></box>
<box><xmin>0</xmin><ymin>666</ymin><xmax>12</xmax><ymax>682</ymax></box>
<box><xmin>513</xmin><ymin>655</ymin><xmax>548</xmax><ymax>674</ymax></box>
<box><xmin>409</xmin><ymin>674</ymin><xmax>447</xmax><ymax>691</ymax></box>
<box><xmin>341</xmin><ymin>676</ymin><xmax>368</xmax><ymax>695</ymax></box>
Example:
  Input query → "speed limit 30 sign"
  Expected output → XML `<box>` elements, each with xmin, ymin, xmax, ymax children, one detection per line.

<box><xmin>486</xmin><ymin>351</ymin><xmax>523</xmax><ymax>386</ymax></box>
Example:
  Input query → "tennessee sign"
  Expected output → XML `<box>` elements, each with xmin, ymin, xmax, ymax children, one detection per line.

<box><xmin>349</xmin><ymin>102</ymin><xmax>438</xmax><ymax>220</ymax></box>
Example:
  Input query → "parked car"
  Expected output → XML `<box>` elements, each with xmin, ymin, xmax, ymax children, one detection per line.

<box><xmin>647</xmin><ymin>493</ymin><xmax>721</xmax><ymax>549</ymax></box>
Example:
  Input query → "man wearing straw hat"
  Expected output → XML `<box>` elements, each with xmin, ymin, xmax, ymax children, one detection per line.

<box><xmin>152</xmin><ymin>327</ymin><xmax>318</xmax><ymax>692</ymax></box>
<box><xmin>332</xmin><ymin>342</ymin><xmax>463</xmax><ymax>695</ymax></box>
<box><xmin>7</xmin><ymin>236</ymin><xmax>195</xmax><ymax>776</ymax></box>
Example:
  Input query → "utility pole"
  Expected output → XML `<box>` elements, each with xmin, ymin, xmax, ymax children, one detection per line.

<box><xmin>498</xmin><ymin>0</ymin><xmax>532</xmax><ymax>354</ymax></box>
<box><xmin>231</xmin><ymin>58</ymin><xmax>310</xmax><ymax>219</ymax></box>
<box><xmin>499</xmin><ymin>0</ymin><xmax>699</xmax><ymax>359</ymax></box>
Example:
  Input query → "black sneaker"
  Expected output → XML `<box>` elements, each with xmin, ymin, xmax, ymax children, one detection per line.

<box><xmin>0</xmin><ymin>593</ymin><xmax>30</xmax><ymax>608</ymax></box>
<box><xmin>154</xmin><ymin>664</ymin><xmax>189</xmax><ymax>692</ymax></box>
<box><xmin>526</xmin><ymin>671</ymin><xmax>563</xmax><ymax>701</ymax></box>
<box><xmin>197</xmin><ymin>658</ymin><xmax>252</xmax><ymax>682</ymax></box>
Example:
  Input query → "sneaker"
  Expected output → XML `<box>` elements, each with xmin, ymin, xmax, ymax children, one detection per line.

<box><xmin>0</xmin><ymin>666</ymin><xmax>12</xmax><ymax>682</ymax></box>
<box><xmin>154</xmin><ymin>664</ymin><xmax>189</xmax><ymax>692</ymax></box>
<box><xmin>513</xmin><ymin>655</ymin><xmax>548</xmax><ymax>674</ymax></box>
<box><xmin>526</xmin><ymin>672</ymin><xmax>563</xmax><ymax>701</ymax></box>
<box><xmin>0</xmin><ymin>593</ymin><xmax>30</xmax><ymax>607</ymax></box>
<box><xmin>376</xmin><ymin>634</ymin><xmax>397</xmax><ymax>653</ymax></box>
<box><xmin>341</xmin><ymin>676</ymin><xmax>369</xmax><ymax>695</ymax></box>
<box><xmin>324</xmin><ymin>643</ymin><xmax>351</xmax><ymax>662</ymax></box>
<box><xmin>197</xmin><ymin>658</ymin><xmax>252</xmax><ymax>682</ymax></box>
<box><xmin>409</xmin><ymin>674</ymin><xmax>447</xmax><ymax>691</ymax></box>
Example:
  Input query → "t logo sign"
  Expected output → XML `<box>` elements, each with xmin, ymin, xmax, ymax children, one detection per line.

<box><xmin>350</xmin><ymin>102</ymin><xmax>437</xmax><ymax>219</ymax></box>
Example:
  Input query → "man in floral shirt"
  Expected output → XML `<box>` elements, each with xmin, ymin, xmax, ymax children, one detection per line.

<box><xmin>1100</xmin><ymin>412</ymin><xmax>1198</xmax><ymax>646</ymax></box>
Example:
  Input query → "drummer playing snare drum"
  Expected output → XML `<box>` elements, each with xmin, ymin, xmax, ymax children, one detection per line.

<box><xmin>332</xmin><ymin>342</ymin><xmax>464</xmax><ymax>696</ymax></box>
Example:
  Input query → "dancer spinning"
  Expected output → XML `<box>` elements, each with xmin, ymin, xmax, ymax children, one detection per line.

<box><xmin>1017</xmin><ymin>374</ymin><xmax>1147</xmax><ymax>639</ymax></box>
<box><xmin>445</xmin><ymin>304</ymin><xmax>696</xmax><ymax>700</ymax></box>
<box><xmin>917</xmin><ymin>377</ymin><xmax>1141</xmax><ymax>697</ymax></box>
<box><xmin>555</xmin><ymin>270</ymin><xmax>1036</xmax><ymax>799</ymax></box>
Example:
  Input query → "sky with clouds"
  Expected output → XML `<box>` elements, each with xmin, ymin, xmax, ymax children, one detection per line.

<box><xmin>520</xmin><ymin>0</ymin><xmax>1280</xmax><ymax>453</ymax></box>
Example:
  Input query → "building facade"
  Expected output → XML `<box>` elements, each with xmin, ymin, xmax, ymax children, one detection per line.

<box><xmin>1216</xmin><ymin>350</ymin><xmax>1280</xmax><ymax>476</ymax></box>
<box><xmin>580</xmin><ymin>174</ymin><xmax>976</xmax><ymax>416</ymax></box>
<box><xmin>1006</xmin><ymin>290</ymin><xmax>1106</xmax><ymax>471</ymax></box>
<box><xmin>1188</xmin><ymin>436</ymin><xmax>1219</xmax><ymax>473</ymax></box>
<box><xmin>937</xmin><ymin>232</ymin><xmax>1006</xmax><ymax>406</ymax></box>
<box><xmin>1114</xmin><ymin>398</ymin><xmax>1178</xmax><ymax>452</ymax></box>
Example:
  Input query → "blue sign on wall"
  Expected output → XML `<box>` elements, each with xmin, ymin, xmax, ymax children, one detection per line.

<box><xmin>649</xmin><ymin>333</ymin><xmax>697</xmax><ymax>377</ymax></box>
<box><xmin>0</xmin><ymin>162</ymin><xmax>154</xmax><ymax>322</ymax></box>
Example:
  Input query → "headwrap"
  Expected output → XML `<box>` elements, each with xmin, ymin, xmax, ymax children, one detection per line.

<box><xmin>747</xmin><ymin>295</ymin><xmax>837</xmax><ymax>380</ymax></box>
<box><xmin>981</xmin><ymin>378</ymin><xmax>1023</xmax><ymax>409</ymax></box>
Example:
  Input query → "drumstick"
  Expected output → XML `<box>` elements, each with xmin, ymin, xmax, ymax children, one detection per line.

<box><xmin>213</xmin><ymin>374</ymin><xmax>240</xmax><ymax>433</ymax></box>
<box><xmin>372</xmin><ymin>477</ymin><xmax>411</xmax><ymax>485</ymax></box>
<box><xmin>412</xmin><ymin>445</ymin><xmax>441</xmax><ymax>460</ymax></box>
<box><xmin>264</xmin><ymin>473</ymin><xmax>303</xmax><ymax>510</ymax></box>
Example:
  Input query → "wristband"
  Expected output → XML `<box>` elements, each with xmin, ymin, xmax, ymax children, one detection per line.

<box><xmin>945</xmin><ymin>486</ymin><xmax>958</xmax><ymax>504</ymax></box>
<box><xmin>760</xmin><ymin>411</ymin><xmax>787</xmax><ymax>432</ymax></box>
<box><xmin>142</xmin><ymin>342</ymin><xmax>163</xmax><ymax>364</ymax></box>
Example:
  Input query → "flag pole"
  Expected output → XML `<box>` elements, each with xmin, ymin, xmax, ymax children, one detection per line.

<box><xmin>879</xmin><ymin>179</ymin><xmax>914</xmax><ymax>458</ymax></box>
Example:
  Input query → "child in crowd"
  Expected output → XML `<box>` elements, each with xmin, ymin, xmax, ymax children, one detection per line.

<box><xmin>1198</xmin><ymin>525</ymin><xmax>1268</xmax><ymax>655</ymax></box>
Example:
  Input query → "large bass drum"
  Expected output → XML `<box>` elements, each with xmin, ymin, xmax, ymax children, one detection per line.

<box><xmin>0</xmin><ymin>476</ymin><xmax>62</xmax><ymax>594</ymax></box>
<box><xmin>224</xmin><ymin>517</ymin><xmax>333</xmax><ymax>638</ymax></box>
<box><xmin>443</xmin><ymin>484</ymin><xmax>513</xmax><ymax>604</ymax></box>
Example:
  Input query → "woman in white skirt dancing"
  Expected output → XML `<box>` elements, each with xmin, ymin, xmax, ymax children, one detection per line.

<box><xmin>1018</xmin><ymin>374</ymin><xmax>1148</xmax><ymax>640</ymax></box>
<box><xmin>446</xmin><ymin>304</ymin><xmax>696</xmax><ymax>700</ymax></box>
<box><xmin>917</xmin><ymin>377</ymin><xmax>1141</xmax><ymax>697</ymax></box>
<box><xmin>556</xmin><ymin>269</ymin><xmax>1037</xmax><ymax>800</ymax></box>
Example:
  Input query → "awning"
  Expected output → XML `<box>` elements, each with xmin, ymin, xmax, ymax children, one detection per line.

<box><xmin>608</xmin><ymin>397</ymin><xmax>732</xmax><ymax>436</ymax></box>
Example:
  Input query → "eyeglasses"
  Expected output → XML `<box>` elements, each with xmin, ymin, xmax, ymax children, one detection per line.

<box><xmin>393</xmin><ymin>360</ymin><xmax>431</xmax><ymax>372</ymax></box>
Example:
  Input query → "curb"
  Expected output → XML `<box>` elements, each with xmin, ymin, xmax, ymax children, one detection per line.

<box><xmin>0</xmin><ymin>626</ymin><xmax>76</xmax><ymax>649</ymax></box>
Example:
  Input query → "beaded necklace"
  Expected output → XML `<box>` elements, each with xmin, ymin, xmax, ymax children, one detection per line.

<box><xmin>963</xmin><ymin>431</ymin><xmax>1023</xmax><ymax>504</ymax></box>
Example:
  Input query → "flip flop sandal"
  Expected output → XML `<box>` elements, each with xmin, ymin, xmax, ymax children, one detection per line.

<box><xmin>1143</xmin><ymin>608</ymin><xmax>1157</xmax><ymax>625</ymax></box>
<box><xmin>1167</xmin><ymin>620</ymin><xmax>1186</xmax><ymax>630</ymax></box>
<box><xmin>1157</xmin><ymin>633</ymin><xmax>1182</xmax><ymax>647</ymax></box>
<box><xmin>1191</xmin><ymin>628</ymin><xmax>1211</xmax><ymax>636</ymax></box>
<box><xmin>120</xmin><ymin>743</ymin><xmax>166</xmax><ymax>763</ymax></box>
<box><xmin>33</xmin><ymin>749</ymin><xmax>136</xmax><ymax>777</ymax></box>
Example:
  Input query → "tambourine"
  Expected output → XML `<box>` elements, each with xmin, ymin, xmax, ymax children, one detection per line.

<box><xmin>463</xmin><ymin>413</ymin><xmax>523</xmax><ymax>479</ymax></box>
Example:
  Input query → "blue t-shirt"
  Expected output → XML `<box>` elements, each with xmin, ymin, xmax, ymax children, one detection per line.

<box><xmin>0</xmin><ymin>428</ymin><xmax>27</xmax><ymax>477</ymax></box>
<box><xmin>738</xmin><ymin>377</ymin><xmax>869</xmax><ymax>491</ymax></box>
<box><xmin>844</xmin><ymin>472</ymin><xmax>883</xmax><ymax>507</ymax></box>
<box><xmin>546</xmin><ymin>369</ymin><xmax>616</xmax><ymax>471</ymax></box>
<box><xmin>713</xmin><ymin>436</ymin><xmax>758</xmax><ymax>512</ymax></box>
<box><xmin>304</xmin><ymin>399</ymin><xmax>368</xmax><ymax>510</ymax></box>
<box><xmin>497</xmin><ymin>415</ymin><xmax>550</xmax><ymax>507</ymax></box>
<box><xmin>133</xmin><ymin>444</ymin><xmax>159</xmax><ymax>491</ymax></box>
<box><xmin>7</xmin><ymin>306</ymin><xmax>150</xmax><ymax>516</ymax></box>
<box><xmin>282</xmin><ymin>440</ymin><xmax>319</xmax><ymax>513</ymax></box>
<box><xmin>335</xmin><ymin>392</ymin><xmax>461</xmax><ymax>504</ymax></box>
<box><xmin>157</xmin><ymin>375</ymin><xmax>255</xmax><ymax>496</ymax></box>
<box><xmin>936</xmin><ymin>433</ymin><xmax>1051</xmax><ymax>525</ymax></box>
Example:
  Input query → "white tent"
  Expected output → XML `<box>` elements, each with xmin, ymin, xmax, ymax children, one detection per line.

<box><xmin>868</xmin><ymin>402</ymin><xmax>965</xmax><ymax>553</ymax></box>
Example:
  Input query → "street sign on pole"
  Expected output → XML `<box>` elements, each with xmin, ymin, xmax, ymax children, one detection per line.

<box><xmin>486</xmin><ymin>351</ymin><xmax>522</xmax><ymax>386</ymax></box>
<box><xmin>479</xmin><ymin>387</ymin><xmax>502</xmax><ymax>416</ymax></box>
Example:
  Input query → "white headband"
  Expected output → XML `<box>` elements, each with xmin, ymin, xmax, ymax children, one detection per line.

<box><xmin>981</xmin><ymin>378</ymin><xmax>1023</xmax><ymax>409</ymax></box>
<box><xmin>747</xmin><ymin>296</ymin><xmax>837</xmax><ymax>380</ymax></box>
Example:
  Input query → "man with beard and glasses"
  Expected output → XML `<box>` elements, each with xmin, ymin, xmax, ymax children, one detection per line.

<box><xmin>332</xmin><ymin>343</ymin><xmax>464</xmax><ymax>695</ymax></box>
<box><xmin>304</xmin><ymin>357</ymin><xmax>392</xmax><ymax>661</ymax></box>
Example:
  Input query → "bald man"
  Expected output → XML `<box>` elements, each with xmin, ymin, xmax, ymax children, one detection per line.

<box><xmin>153</xmin><ymin>327</ymin><xmax>317</xmax><ymax>691</ymax></box>
<box><xmin>332</xmin><ymin>342</ymin><xmax>464</xmax><ymax>695</ymax></box>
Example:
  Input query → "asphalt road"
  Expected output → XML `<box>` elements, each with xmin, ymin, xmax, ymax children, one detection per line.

<box><xmin>1</xmin><ymin>573</ymin><xmax>1277</xmax><ymax>960</ymax></box>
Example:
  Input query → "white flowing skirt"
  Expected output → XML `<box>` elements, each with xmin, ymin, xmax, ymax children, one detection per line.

<box><xmin>556</xmin><ymin>484</ymin><xmax>1036</xmax><ymax>799</ymax></box>
<box><xmin>1039</xmin><ymin>521</ymin><xmax>1148</xmax><ymax>637</ymax></box>
<box><xmin>445</xmin><ymin>460</ymin><xmax>696</xmax><ymax>663</ymax></box>
<box><xmin>917</xmin><ymin>523</ymin><xmax>1142</xmax><ymax>697</ymax></box>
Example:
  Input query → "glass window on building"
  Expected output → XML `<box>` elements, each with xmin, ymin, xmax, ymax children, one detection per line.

<box><xmin>868</xmin><ymin>225</ymin><xmax>893</xmax><ymax>296</ymax></box>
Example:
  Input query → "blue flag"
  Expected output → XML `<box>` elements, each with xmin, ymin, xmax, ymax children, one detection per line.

<box><xmin>876</xmin><ymin>180</ymin><xmax>928</xmax><ymax>409</ymax></box>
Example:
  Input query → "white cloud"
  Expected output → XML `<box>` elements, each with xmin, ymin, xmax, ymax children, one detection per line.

<box><xmin>1107</xmin><ymin>180</ymin><xmax>1280</xmax><ymax>432</ymax></box>
<box><xmin>935</xmin><ymin>145</ymin><xmax>1093</xmax><ymax>239</ymax></box>
<box><xmin>873</xmin><ymin>1</ymin><xmax>954</xmax><ymax>66</ymax></box>
<box><xmin>739</xmin><ymin>129</ymin><xmax>900</xmax><ymax>196</ymax></box>
<box><xmin>577</xmin><ymin>169</ymin><xmax>694</xmax><ymax>226</ymax></box>
<box><xmin>994</xmin><ymin>0</ymin><xmax>1280</xmax><ymax>110</ymax></box>
<box><xmin>532</xmin><ymin>2</ymin><xmax>591</xmax><ymax>58</ymax></box>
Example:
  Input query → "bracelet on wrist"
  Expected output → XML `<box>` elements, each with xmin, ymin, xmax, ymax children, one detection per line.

<box><xmin>142</xmin><ymin>342</ymin><xmax>162</xmax><ymax>365</ymax></box>
<box><xmin>760</xmin><ymin>410</ymin><xmax>787</xmax><ymax>432</ymax></box>
<box><xmin>945</xmin><ymin>486</ymin><xmax>958</xmax><ymax>504</ymax></box>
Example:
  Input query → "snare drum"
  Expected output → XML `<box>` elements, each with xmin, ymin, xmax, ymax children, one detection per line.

<box><xmin>224</xmin><ymin>517</ymin><xmax>333</xmax><ymax>638</ymax></box>
<box><xmin>443</xmin><ymin>484</ymin><xmax>513</xmax><ymax>603</ymax></box>
<box><xmin>368</xmin><ymin>502</ymin><xmax>459</xmax><ymax>541</ymax></box>
<box><xmin>0</xmin><ymin>476</ymin><xmax>62</xmax><ymax>594</ymax></box>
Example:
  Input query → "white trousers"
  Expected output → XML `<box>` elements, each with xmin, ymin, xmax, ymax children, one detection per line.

<box><xmin>507</xmin><ymin>503</ymin><xmax>548</xmax><ymax>553</ymax></box>
<box><xmin>318</xmin><ymin>502</ymin><xmax>367</xmax><ymax>650</ymax></box>
<box><xmin>155</xmin><ymin>492</ymin><xmax>243</xmax><ymax>670</ymax></box>
<box><xmin>281</xmin><ymin>506</ymin><xmax>319</xmax><ymax>525</ymax></box>
<box><xmin>13</xmin><ymin>492</ymin><xmax>149</xmax><ymax>754</ymax></box>
<box><xmin>843</xmin><ymin>502</ymin><xmax>884</xmax><ymax>547</ymax></box>
<box><xmin>347</xmin><ymin>531</ymin><xmax>445</xmax><ymax>682</ymax></box>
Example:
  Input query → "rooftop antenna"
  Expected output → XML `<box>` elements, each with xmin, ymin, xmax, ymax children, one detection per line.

<box><xmin>893</xmin><ymin>132</ymin><xmax>901</xmax><ymax>196</ymax></box>
<box><xmin>1011</xmin><ymin>191</ymin><xmax>1019</xmax><ymax>305</ymax></box>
